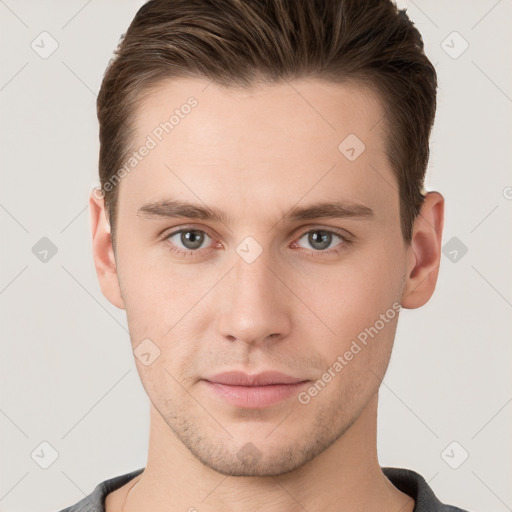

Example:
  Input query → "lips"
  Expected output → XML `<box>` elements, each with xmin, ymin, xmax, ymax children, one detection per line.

<box><xmin>204</xmin><ymin>370</ymin><xmax>308</xmax><ymax>386</ymax></box>
<box><xmin>201</xmin><ymin>371</ymin><xmax>310</xmax><ymax>408</ymax></box>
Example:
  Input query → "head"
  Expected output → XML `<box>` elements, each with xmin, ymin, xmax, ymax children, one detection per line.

<box><xmin>90</xmin><ymin>0</ymin><xmax>443</xmax><ymax>477</ymax></box>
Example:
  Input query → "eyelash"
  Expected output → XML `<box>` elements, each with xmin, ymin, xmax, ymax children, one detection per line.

<box><xmin>161</xmin><ymin>226</ymin><xmax>353</xmax><ymax>258</ymax></box>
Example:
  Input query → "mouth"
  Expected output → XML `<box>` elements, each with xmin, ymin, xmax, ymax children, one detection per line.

<box><xmin>201</xmin><ymin>371</ymin><xmax>310</xmax><ymax>409</ymax></box>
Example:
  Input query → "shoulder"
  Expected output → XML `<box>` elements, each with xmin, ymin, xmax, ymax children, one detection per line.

<box><xmin>382</xmin><ymin>466</ymin><xmax>473</xmax><ymax>512</ymax></box>
<box><xmin>55</xmin><ymin>468</ymin><xmax>145</xmax><ymax>512</ymax></box>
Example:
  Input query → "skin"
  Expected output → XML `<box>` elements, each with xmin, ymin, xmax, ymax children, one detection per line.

<box><xmin>90</xmin><ymin>77</ymin><xmax>444</xmax><ymax>512</ymax></box>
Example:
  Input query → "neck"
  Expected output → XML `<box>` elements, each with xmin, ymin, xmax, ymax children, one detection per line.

<box><xmin>122</xmin><ymin>393</ymin><xmax>414</xmax><ymax>512</ymax></box>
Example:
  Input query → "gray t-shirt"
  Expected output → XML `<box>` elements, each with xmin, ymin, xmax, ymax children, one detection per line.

<box><xmin>57</xmin><ymin>466</ymin><xmax>471</xmax><ymax>512</ymax></box>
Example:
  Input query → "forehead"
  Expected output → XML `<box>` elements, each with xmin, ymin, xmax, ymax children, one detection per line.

<box><xmin>117</xmin><ymin>76</ymin><xmax>396</xmax><ymax>228</ymax></box>
<box><xmin>133</xmin><ymin>76</ymin><xmax>386</xmax><ymax>152</ymax></box>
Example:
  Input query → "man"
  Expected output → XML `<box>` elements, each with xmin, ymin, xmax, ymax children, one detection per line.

<box><xmin>59</xmin><ymin>0</ymin><xmax>471</xmax><ymax>511</ymax></box>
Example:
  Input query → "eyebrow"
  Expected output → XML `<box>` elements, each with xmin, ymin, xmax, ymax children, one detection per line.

<box><xmin>137</xmin><ymin>197</ymin><xmax>374</xmax><ymax>224</ymax></box>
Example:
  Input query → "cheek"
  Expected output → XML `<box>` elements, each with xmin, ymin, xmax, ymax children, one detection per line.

<box><xmin>116</xmin><ymin>251</ymin><xmax>220</xmax><ymax>383</ymax></box>
<box><xmin>116</xmin><ymin>245</ymin><xmax>206</xmax><ymax>330</ymax></box>
<box><xmin>300</xmin><ymin>243</ymin><xmax>403</xmax><ymax>373</ymax></box>
<box><xmin>306</xmin><ymin>250</ymin><xmax>402</xmax><ymax>330</ymax></box>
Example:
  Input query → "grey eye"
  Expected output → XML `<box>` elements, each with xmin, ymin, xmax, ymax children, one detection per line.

<box><xmin>167</xmin><ymin>229</ymin><xmax>210</xmax><ymax>250</ymax></box>
<box><xmin>297</xmin><ymin>230</ymin><xmax>342</xmax><ymax>251</ymax></box>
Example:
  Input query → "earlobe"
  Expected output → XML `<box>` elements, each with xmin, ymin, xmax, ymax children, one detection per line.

<box><xmin>400</xmin><ymin>191</ymin><xmax>444</xmax><ymax>309</ymax></box>
<box><xmin>89</xmin><ymin>189</ymin><xmax>125</xmax><ymax>310</ymax></box>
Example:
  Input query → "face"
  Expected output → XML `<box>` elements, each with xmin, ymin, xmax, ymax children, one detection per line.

<box><xmin>93</xmin><ymin>77</ymin><xmax>430</xmax><ymax>477</ymax></box>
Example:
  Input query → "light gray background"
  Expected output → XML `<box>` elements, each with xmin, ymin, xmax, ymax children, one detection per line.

<box><xmin>1</xmin><ymin>1</ymin><xmax>511</xmax><ymax>511</ymax></box>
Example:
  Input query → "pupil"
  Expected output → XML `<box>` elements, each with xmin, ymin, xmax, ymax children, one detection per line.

<box><xmin>182</xmin><ymin>230</ymin><xmax>203</xmax><ymax>249</ymax></box>
<box><xmin>309</xmin><ymin>230</ymin><xmax>330</xmax><ymax>250</ymax></box>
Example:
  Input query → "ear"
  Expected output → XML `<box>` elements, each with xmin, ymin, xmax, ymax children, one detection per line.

<box><xmin>89</xmin><ymin>189</ymin><xmax>125</xmax><ymax>310</ymax></box>
<box><xmin>401</xmin><ymin>191</ymin><xmax>444</xmax><ymax>309</ymax></box>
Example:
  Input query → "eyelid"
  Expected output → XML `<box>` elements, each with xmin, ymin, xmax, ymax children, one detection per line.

<box><xmin>161</xmin><ymin>224</ymin><xmax>216</xmax><ymax>241</ymax></box>
<box><xmin>293</xmin><ymin>224</ymin><xmax>353</xmax><ymax>241</ymax></box>
<box><xmin>161</xmin><ymin>224</ymin><xmax>353</xmax><ymax>255</ymax></box>
<box><xmin>292</xmin><ymin>226</ymin><xmax>352</xmax><ymax>253</ymax></box>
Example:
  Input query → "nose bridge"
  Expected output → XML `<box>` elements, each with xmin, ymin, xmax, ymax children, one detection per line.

<box><xmin>215</xmin><ymin>241</ymin><xmax>292</xmax><ymax>345</ymax></box>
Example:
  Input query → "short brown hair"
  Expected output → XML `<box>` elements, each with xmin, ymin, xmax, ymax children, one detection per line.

<box><xmin>97</xmin><ymin>0</ymin><xmax>437</xmax><ymax>246</ymax></box>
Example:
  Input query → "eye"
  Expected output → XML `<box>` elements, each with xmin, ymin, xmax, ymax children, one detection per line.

<box><xmin>293</xmin><ymin>229</ymin><xmax>350</xmax><ymax>254</ymax></box>
<box><xmin>164</xmin><ymin>228</ymin><xmax>213</xmax><ymax>254</ymax></box>
<box><xmin>162</xmin><ymin>226</ymin><xmax>351</xmax><ymax>258</ymax></box>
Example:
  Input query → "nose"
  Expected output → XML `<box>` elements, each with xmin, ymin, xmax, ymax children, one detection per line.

<box><xmin>215</xmin><ymin>246</ymin><xmax>293</xmax><ymax>347</ymax></box>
